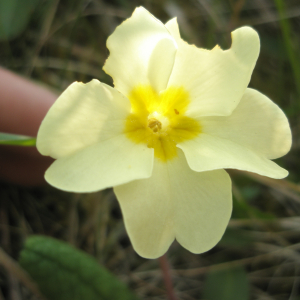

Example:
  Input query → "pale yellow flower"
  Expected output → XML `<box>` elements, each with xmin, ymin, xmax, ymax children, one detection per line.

<box><xmin>37</xmin><ymin>7</ymin><xmax>292</xmax><ymax>258</ymax></box>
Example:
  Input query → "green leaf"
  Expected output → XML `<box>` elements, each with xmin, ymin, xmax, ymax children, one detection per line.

<box><xmin>219</xmin><ymin>228</ymin><xmax>253</xmax><ymax>248</ymax></box>
<box><xmin>19</xmin><ymin>236</ymin><xmax>139</xmax><ymax>300</ymax></box>
<box><xmin>0</xmin><ymin>133</ymin><xmax>36</xmax><ymax>146</ymax></box>
<box><xmin>232</xmin><ymin>193</ymin><xmax>275</xmax><ymax>220</ymax></box>
<box><xmin>0</xmin><ymin>0</ymin><xmax>39</xmax><ymax>40</ymax></box>
<box><xmin>203</xmin><ymin>266</ymin><xmax>250</xmax><ymax>300</ymax></box>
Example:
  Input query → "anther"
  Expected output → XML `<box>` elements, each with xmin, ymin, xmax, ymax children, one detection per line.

<box><xmin>148</xmin><ymin>118</ymin><xmax>162</xmax><ymax>133</ymax></box>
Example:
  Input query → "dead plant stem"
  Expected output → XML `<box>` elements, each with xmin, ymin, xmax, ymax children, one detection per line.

<box><xmin>159</xmin><ymin>254</ymin><xmax>177</xmax><ymax>300</ymax></box>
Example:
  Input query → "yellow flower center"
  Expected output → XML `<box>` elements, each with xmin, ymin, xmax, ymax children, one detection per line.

<box><xmin>125</xmin><ymin>85</ymin><xmax>201</xmax><ymax>162</ymax></box>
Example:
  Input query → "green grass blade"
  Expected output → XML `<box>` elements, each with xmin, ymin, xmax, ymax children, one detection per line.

<box><xmin>274</xmin><ymin>0</ymin><xmax>300</xmax><ymax>98</ymax></box>
<box><xmin>203</xmin><ymin>266</ymin><xmax>250</xmax><ymax>300</ymax></box>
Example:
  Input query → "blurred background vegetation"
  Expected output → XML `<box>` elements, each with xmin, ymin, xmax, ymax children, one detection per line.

<box><xmin>0</xmin><ymin>0</ymin><xmax>300</xmax><ymax>299</ymax></box>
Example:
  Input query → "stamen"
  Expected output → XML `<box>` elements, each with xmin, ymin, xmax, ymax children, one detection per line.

<box><xmin>125</xmin><ymin>85</ymin><xmax>201</xmax><ymax>162</ymax></box>
<box><xmin>148</xmin><ymin>118</ymin><xmax>162</xmax><ymax>133</ymax></box>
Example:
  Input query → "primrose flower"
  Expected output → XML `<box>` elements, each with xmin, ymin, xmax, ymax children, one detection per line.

<box><xmin>37</xmin><ymin>7</ymin><xmax>291</xmax><ymax>259</ymax></box>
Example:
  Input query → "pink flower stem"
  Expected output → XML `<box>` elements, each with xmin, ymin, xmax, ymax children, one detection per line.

<box><xmin>158</xmin><ymin>254</ymin><xmax>177</xmax><ymax>300</ymax></box>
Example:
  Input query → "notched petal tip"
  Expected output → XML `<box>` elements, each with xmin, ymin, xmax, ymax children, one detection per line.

<box><xmin>105</xmin><ymin>5</ymin><xmax>166</xmax><ymax>50</ymax></box>
<box><xmin>231</xmin><ymin>25</ymin><xmax>260</xmax><ymax>39</ymax></box>
<box><xmin>130</xmin><ymin>241</ymin><xmax>173</xmax><ymax>259</ymax></box>
<box><xmin>167</xmin><ymin>22</ymin><xmax>261</xmax><ymax>118</ymax></box>
<box><xmin>165</xmin><ymin>17</ymin><xmax>180</xmax><ymax>39</ymax></box>
<box><xmin>37</xmin><ymin>78</ymin><xmax>132</xmax><ymax>160</ymax></box>
<box><xmin>165</xmin><ymin>16</ymin><xmax>178</xmax><ymax>25</ymax></box>
<box><xmin>230</xmin><ymin>26</ymin><xmax>260</xmax><ymax>62</ymax></box>
<box><xmin>103</xmin><ymin>6</ymin><xmax>176</xmax><ymax>95</ymax></box>
<box><xmin>214</xmin><ymin>27</ymin><xmax>259</xmax><ymax>57</ymax></box>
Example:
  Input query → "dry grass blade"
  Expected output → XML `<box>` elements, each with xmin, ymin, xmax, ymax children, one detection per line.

<box><xmin>236</xmin><ymin>170</ymin><xmax>300</xmax><ymax>203</ymax></box>
<box><xmin>0</xmin><ymin>247</ymin><xmax>47</xmax><ymax>300</ymax></box>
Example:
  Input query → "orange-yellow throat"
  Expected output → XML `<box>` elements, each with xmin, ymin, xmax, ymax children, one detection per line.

<box><xmin>125</xmin><ymin>85</ymin><xmax>201</xmax><ymax>162</ymax></box>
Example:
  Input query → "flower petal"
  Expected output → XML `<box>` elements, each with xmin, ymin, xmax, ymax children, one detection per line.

<box><xmin>114</xmin><ymin>150</ymin><xmax>232</xmax><ymax>258</ymax></box>
<box><xmin>165</xmin><ymin>24</ymin><xmax>260</xmax><ymax>117</ymax></box>
<box><xmin>178</xmin><ymin>133</ymin><xmax>288</xmax><ymax>179</ymax></box>
<box><xmin>171</xmin><ymin>154</ymin><xmax>232</xmax><ymax>254</ymax></box>
<box><xmin>114</xmin><ymin>158</ymin><xmax>175</xmax><ymax>259</ymax></box>
<box><xmin>200</xmin><ymin>88</ymin><xmax>292</xmax><ymax>159</ymax></box>
<box><xmin>45</xmin><ymin>134</ymin><xmax>154</xmax><ymax>193</ymax></box>
<box><xmin>103</xmin><ymin>7</ymin><xmax>177</xmax><ymax>96</ymax></box>
<box><xmin>37</xmin><ymin>79</ymin><xmax>130</xmax><ymax>159</ymax></box>
<box><xmin>165</xmin><ymin>18</ymin><xmax>183</xmax><ymax>44</ymax></box>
